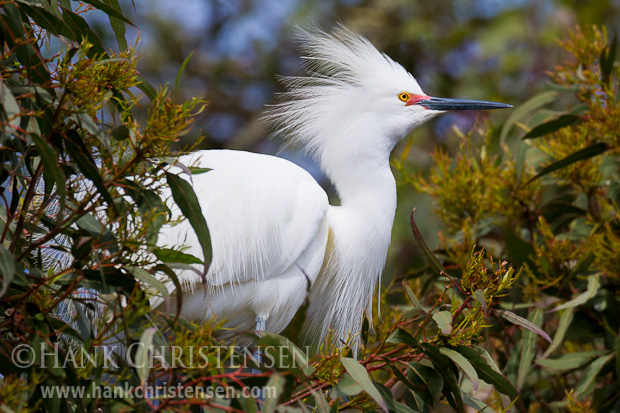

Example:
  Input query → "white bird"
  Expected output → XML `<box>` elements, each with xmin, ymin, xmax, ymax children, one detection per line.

<box><xmin>157</xmin><ymin>26</ymin><xmax>510</xmax><ymax>351</ymax></box>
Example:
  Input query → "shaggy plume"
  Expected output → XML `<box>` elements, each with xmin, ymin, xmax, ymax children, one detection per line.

<box><xmin>264</xmin><ymin>25</ymin><xmax>422</xmax><ymax>160</ymax></box>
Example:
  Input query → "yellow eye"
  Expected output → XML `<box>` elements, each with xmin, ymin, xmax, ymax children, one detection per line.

<box><xmin>398</xmin><ymin>92</ymin><xmax>411</xmax><ymax>102</ymax></box>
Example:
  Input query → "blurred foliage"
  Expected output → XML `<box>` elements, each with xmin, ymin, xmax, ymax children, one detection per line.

<box><xmin>396</xmin><ymin>24</ymin><xmax>620</xmax><ymax>411</ymax></box>
<box><xmin>3</xmin><ymin>1</ymin><xmax>620</xmax><ymax>413</ymax></box>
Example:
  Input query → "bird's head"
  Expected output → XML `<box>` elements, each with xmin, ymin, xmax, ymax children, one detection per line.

<box><xmin>265</xmin><ymin>26</ymin><xmax>511</xmax><ymax>163</ymax></box>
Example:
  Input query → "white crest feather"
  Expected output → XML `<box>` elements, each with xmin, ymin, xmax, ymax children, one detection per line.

<box><xmin>265</xmin><ymin>25</ymin><xmax>423</xmax><ymax>161</ymax></box>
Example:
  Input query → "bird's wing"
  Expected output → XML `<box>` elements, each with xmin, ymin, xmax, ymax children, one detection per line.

<box><xmin>158</xmin><ymin>149</ymin><xmax>329</xmax><ymax>290</ymax></box>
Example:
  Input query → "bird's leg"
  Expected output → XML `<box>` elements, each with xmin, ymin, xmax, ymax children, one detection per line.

<box><xmin>255</xmin><ymin>316</ymin><xmax>267</xmax><ymax>334</ymax></box>
<box><xmin>252</xmin><ymin>316</ymin><xmax>267</xmax><ymax>403</ymax></box>
<box><xmin>251</xmin><ymin>316</ymin><xmax>267</xmax><ymax>372</ymax></box>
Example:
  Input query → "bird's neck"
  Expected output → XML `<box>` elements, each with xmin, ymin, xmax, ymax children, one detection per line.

<box><xmin>303</xmin><ymin>136</ymin><xmax>398</xmax><ymax>352</ymax></box>
<box><xmin>321</xmin><ymin>136</ymin><xmax>398</xmax><ymax>225</ymax></box>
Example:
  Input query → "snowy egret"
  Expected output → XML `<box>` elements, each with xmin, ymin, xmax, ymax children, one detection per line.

<box><xmin>157</xmin><ymin>26</ymin><xmax>511</xmax><ymax>350</ymax></box>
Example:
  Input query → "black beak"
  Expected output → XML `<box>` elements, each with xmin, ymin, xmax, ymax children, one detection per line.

<box><xmin>415</xmin><ymin>97</ymin><xmax>512</xmax><ymax>111</ymax></box>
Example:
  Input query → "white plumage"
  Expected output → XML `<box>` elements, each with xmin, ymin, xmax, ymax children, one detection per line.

<box><xmin>157</xmin><ymin>26</ymin><xmax>510</xmax><ymax>350</ymax></box>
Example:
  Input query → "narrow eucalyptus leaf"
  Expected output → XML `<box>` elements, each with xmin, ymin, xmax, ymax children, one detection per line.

<box><xmin>440</xmin><ymin>348</ymin><xmax>479</xmax><ymax>392</ymax></box>
<box><xmin>341</xmin><ymin>357</ymin><xmax>388</xmax><ymax>413</ymax></box>
<box><xmin>454</xmin><ymin>345</ymin><xmax>525</xmax><ymax>412</ymax></box>
<box><xmin>500</xmin><ymin>91</ymin><xmax>558</xmax><ymax>142</ymax></box>
<box><xmin>575</xmin><ymin>353</ymin><xmax>614</xmax><ymax>399</ymax></box>
<box><xmin>529</xmin><ymin>142</ymin><xmax>609</xmax><ymax>183</ymax></box>
<box><xmin>432</xmin><ymin>311</ymin><xmax>452</xmax><ymax>335</ymax></box>
<box><xmin>405</xmin><ymin>284</ymin><xmax>423</xmax><ymax>309</ymax></box>
<box><xmin>152</xmin><ymin>248</ymin><xmax>203</xmax><ymax>265</ymax></box>
<box><xmin>0</xmin><ymin>246</ymin><xmax>15</xmax><ymax>298</ymax></box>
<box><xmin>165</xmin><ymin>172</ymin><xmax>211</xmax><ymax>272</ymax></box>
<box><xmin>551</xmin><ymin>275</ymin><xmax>600</xmax><ymax>312</ymax></box>
<box><xmin>473</xmin><ymin>289</ymin><xmax>487</xmax><ymax>314</ymax></box>
<box><xmin>496</xmin><ymin>309</ymin><xmax>553</xmax><ymax>345</ymax></box>
<box><xmin>517</xmin><ymin>308</ymin><xmax>543</xmax><ymax>390</ymax></box>
<box><xmin>129</xmin><ymin>266</ymin><xmax>169</xmax><ymax>302</ymax></box>
<box><xmin>536</xmin><ymin>350</ymin><xmax>609</xmax><ymax>371</ymax></box>
<box><xmin>136</xmin><ymin>74</ymin><xmax>157</xmax><ymax>100</ymax></box>
<box><xmin>262</xmin><ymin>373</ymin><xmax>284</xmax><ymax>413</ymax></box>
<box><xmin>64</xmin><ymin>129</ymin><xmax>116</xmax><ymax>211</ymax></box>
<box><xmin>32</xmin><ymin>134</ymin><xmax>66</xmax><ymax>216</ymax></box>
<box><xmin>135</xmin><ymin>327</ymin><xmax>157</xmax><ymax>384</ymax></box>
<box><xmin>73</xmin><ymin>0</ymin><xmax>135</xmax><ymax>25</ymax></box>
<box><xmin>410</xmin><ymin>209</ymin><xmax>446</xmax><ymax>277</ymax></box>
<box><xmin>521</xmin><ymin>114</ymin><xmax>582</xmax><ymax>140</ymax></box>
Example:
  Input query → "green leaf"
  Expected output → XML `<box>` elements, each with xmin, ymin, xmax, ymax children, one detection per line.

<box><xmin>419</xmin><ymin>344</ymin><xmax>464</xmax><ymax>413</ymax></box>
<box><xmin>521</xmin><ymin>114</ymin><xmax>582</xmax><ymax>140</ymax></box>
<box><xmin>66</xmin><ymin>112</ymin><xmax>106</xmax><ymax>144</ymax></box>
<box><xmin>136</xmin><ymin>74</ymin><xmax>157</xmax><ymax>101</ymax></box>
<box><xmin>81</xmin><ymin>268</ymin><xmax>136</xmax><ymax>292</ymax></box>
<box><xmin>175</xmin><ymin>51</ymin><xmax>195</xmax><ymax>95</ymax></box>
<box><xmin>0</xmin><ymin>246</ymin><xmax>15</xmax><ymax>298</ymax></box>
<box><xmin>341</xmin><ymin>357</ymin><xmax>388</xmax><ymax>413</ymax></box>
<box><xmin>262</xmin><ymin>373</ymin><xmax>285</xmax><ymax>413</ymax></box>
<box><xmin>387</xmin><ymin>328</ymin><xmax>420</xmax><ymax>348</ymax></box>
<box><xmin>31</xmin><ymin>134</ymin><xmax>66</xmax><ymax>216</ymax></box>
<box><xmin>188</xmin><ymin>167</ymin><xmax>212</xmax><ymax>175</ymax></box>
<box><xmin>575</xmin><ymin>353</ymin><xmax>614</xmax><ymax>399</ymax></box>
<box><xmin>410</xmin><ymin>209</ymin><xmax>446</xmax><ymax>277</ymax></box>
<box><xmin>405</xmin><ymin>284</ymin><xmax>423</xmax><ymax>310</ymax></box>
<box><xmin>75</xmin><ymin>213</ymin><xmax>118</xmax><ymax>254</ymax></box>
<box><xmin>551</xmin><ymin>274</ymin><xmax>600</xmax><ymax>312</ymax></box>
<box><xmin>46</xmin><ymin>313</ymin><xmax>84</xmax><ymax>344</ymax></box>
<box><xmin>404</xmin><ymin>388</ymin><xmax>428</xmax><ymax>413</ymax></box>
<box><xmin>564</xmin><ymin>253</ymin><xmax>595</xmax><ymax>284</ymax></box>
<box><xmin>1</xmin><ymin>5</ymin><xmax>51</xmax><ymax>83</ymax></box>
<box><xmin>517</xmin><ymin>308</ymin><xmax>543</xmax><ymax>390</ymax></box>
<box><xmin>543</xmin><ymin>308</ymin><xmax>574</xmax><ymax>357</ymax></box>
<box><xmin>237</xmin><ymin>393</ymin><xmax>258</xmax><ymax>413</ymax></box>
<box><xmin>495</xmin><ymin>309</ymin><xmax>553</xmax><ymax>345</ymax></box>
<box><xmin>17</xmin><ymin>4</ymin><xmax>76</xmax><ymax>39</ymax></box>
<box><xmin>473</xmin><ymin>289</ymin><xmax>487</xmax><ymax>314</ymax></box>
<box><xmin>504</xmin><ymin>227</ymin><xmax>537</xmax><ymax>276</ymax></box>
<box><xmin>528</xmin><ymin>142</ymin><xmax>609</xmax><ymax>183</ymax></box>
<box><xmin>440</xmin><ymin>347</ymin><xmax>479</xmax><ymax>392</ymax></box>
<box><xmin>462</xmin><ymin>394</ymin><xmax>492</xmax><ymax>412</ymax></box>
<box><xmin>111</xmin><ymin>125</ymin><xmax>130</xmax><ymax>141</ymax></box>
<box><xmin>499</xmin><ymin>91</ymin><xmax>558</xmax><ymax>143</ymax></box>
<box><xmin>407</xmin><ymin>362</ymin><xmax>443</xmax><ymax>408</ymax></box>
<box><xmin>64</xmin><ymin>129</ymin><xmax>117</xmax><ymax>212</ymax></box>
<box><xmin>60</xmin><ymin>6</ymin><xmax>106</xmax><ymax>56</ymax></box>
<box><xmin>334</xmin><ymin>373</ymin><xmax>363</xmax><ymax>396</ymax></box>
<box><xmin>1</xmin><ymin>78</ymin><xmax>21</xmax><ymax>142</ymax></box>
<box><xmin>374</xmin><ymin>382</ymin><xmax>418</xmax><ymax>413</ymax></box>
<box><xmin>454</xmin><ymin>345</ymin><xmax>525</xmax><ymax>412</ymax></box>
<box><xmin>385</xmin><ymin>359</ymin><xmax>419</xmax><ymax>392</ymax></box>
<box><xmin>432</xmin><ymin>311</ymin><xmax>452</xmax><ymax>335</ymax></box>
<box><xmin>129</xmin><ymin>266</ymin><xmax>169</xmax><ymax>302</ymax></box>
<box><xmin>309</xmin><ymin>390</ymin><xmax>330</xmax><ymax>413</ymax></box>
<box><xmin>122</xmin><ymin>179</ymin><xmax>166</xmax><ymax>244</ymax></box>
<box><xmin>76</xmin><ymin>0</ymin><xmax>135</xmax><ymax>25</ymax></box>
<box><xmin>536</xmin><ymin>350</ymin><xmax>609</xmax><ymax>371</ymax></box>
<box><xmin>600</xmin><ymin>34</ymin><xmax>617</xmax><ymax>84</ymax></box>
<box><xmin>135</xmin><ymin>327</ymin><xmax>156</xmax><ymax>384</ymax></box>
<box><xmin>103</xmin><ymin>0</ymin><xmax>128</xmax><ymax>51</ymax></box>
<box><xmin>152</xmin><ymin>247</ymin><xmax>203</xmax><ymax>265</ymax></box>
<box><xmin>541</xmin><ymin>201</ymin><xmax>586</xmax><ymax>222</ymax></box>
<box><xmin>165</xmin><ymin>171</ymin><xmax>212</xmax><ymax>271</ymax></box>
